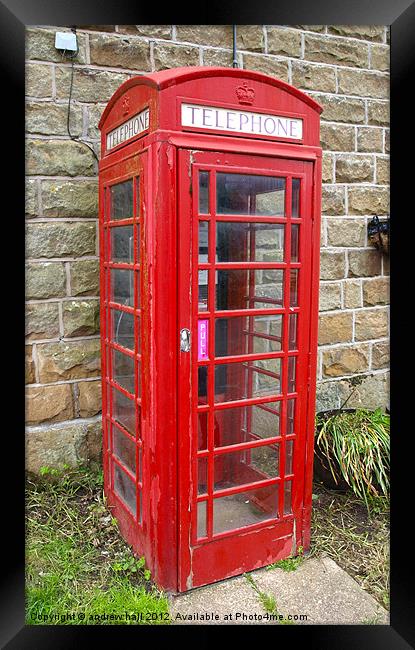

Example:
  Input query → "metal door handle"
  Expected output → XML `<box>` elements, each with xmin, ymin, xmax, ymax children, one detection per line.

<box><xmin>180</xmin><ymin>328</ymin><xmax>191</xmax><ymax>352</ymax></box>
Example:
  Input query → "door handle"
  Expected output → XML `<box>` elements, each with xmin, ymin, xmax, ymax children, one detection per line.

<box><xmin>180</xmin><ymin>328</ymin><xmax>191</xmax><ymax>352</ymax></box>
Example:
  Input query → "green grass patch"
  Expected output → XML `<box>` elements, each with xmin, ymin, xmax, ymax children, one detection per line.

<box><xmin>266</xmin><ymin>546</ymin><xmax>304</xmax><ymax>572</ymax></box>
<box><xmin>26</xmin><ymin>466</ymin><xmax>170</xmax><ymax>625</ymax></box>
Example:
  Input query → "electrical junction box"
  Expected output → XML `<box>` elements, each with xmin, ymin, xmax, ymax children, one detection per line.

<box><xmin>55</xmin><ymin>31</ymin><xmax>77</xmax><ymax>52</ymax></box>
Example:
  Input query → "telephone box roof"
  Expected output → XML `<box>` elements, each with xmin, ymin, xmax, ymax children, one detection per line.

<box><xmin>99</xmin><ymin>66</ymin><xmax>323</xmax><ymax>130</ymax></box>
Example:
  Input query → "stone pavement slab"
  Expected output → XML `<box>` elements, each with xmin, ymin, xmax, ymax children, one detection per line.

<box><xmin>169</xmin><ymin>556</ymin><xmax>389</xmax><ymax>625</ymax></box>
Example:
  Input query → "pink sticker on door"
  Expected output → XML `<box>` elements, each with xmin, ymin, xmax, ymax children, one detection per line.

<box><xmin>198</xmin><ymin>320</ymin><xmax>209</xmax><ymax>361</ymax></box>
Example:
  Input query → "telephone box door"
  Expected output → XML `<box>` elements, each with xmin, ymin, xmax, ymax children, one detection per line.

<box><xmin>178</xmin><ymin>149</ymin><xmax>316</xmax><ymax>591</ymax></box>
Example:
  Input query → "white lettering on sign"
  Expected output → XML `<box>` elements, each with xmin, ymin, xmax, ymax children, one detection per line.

<box><xmin>181</xmin><ymin>103</ymin><xmax>303</xmax><ymax>140</ymax></box>
<box><xmin>106</xmin><ymin>108</ymin><xmax>150</xmax><ymax>151</ymax></box>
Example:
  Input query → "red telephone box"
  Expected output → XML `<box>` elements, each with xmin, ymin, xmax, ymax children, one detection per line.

<box><xmin>98</xmin><ymin>66</ymin><xmax>322</xmax><ymax>592</ymax></box>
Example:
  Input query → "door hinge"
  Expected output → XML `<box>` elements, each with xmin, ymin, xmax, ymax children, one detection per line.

<box><xmin>189</xmin><ymin>177</ymin><xmax>193</xmax><ymax>197</ymax></box>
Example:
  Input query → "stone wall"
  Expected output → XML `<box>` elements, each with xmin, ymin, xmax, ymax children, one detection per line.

<box><xmin>25</xmin><ymin>25</ymin><xmax>390</xmax><ymax>472</ymax></box>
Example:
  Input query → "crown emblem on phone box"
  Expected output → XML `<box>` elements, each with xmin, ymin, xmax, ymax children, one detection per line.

<box><xmin>236</xmin><ymin>81</ymin><xmax>255</xmax><ymax>105</ymax></box>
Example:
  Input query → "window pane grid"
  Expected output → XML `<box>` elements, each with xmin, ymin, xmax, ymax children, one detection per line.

<box><xmin>195</xmin><ymin>172</ymin><xmax>302</xmax><ymax>541</ymax></box>
<box><xmin>106</xmin><ymin>173</ymin><xmax>143</xmax><ymax>526</ymax></box>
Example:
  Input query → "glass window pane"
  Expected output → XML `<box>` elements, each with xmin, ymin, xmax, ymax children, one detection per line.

<box><xmin>111</xmin><ymin>226</ymin><xmax>134</xmax><ymax>264</ymax></box>
<box><xmin>288</xmin><ymin>357</ymin><xmax>296</xmax><ymax>393</ymax></box>
<box><xmin>198</xmin><ymin>457</ymin><xmax>208</xmax><ymax>495</ymax></box>
<box><xmin>216</xmin><ymin>269</ymin><xmax>284</xmax><ymax>310</ymax></box>
<box><xmin>111</xmin><ymin>269</ymin><xmax>134</xmax><ymax>307</ymax></box>
<box><xmin>112</xmin><ymin>309</ymin><xmax>135</xmax><ymax>351</ymax></box>
<box><xmin>113</xmin><ymin>388</ymin><xmax>136</xmax><ymax>435</ymax></box>
<box><xmin>198</xmin><ymin>411</ymin><xmax>208</xmax><ymax>450</ymax></box>
<box><xmin>212</xmin><ymin>402</ymin><xmax>281</xmax><ymax>448</ymax></box>
<box><xmin>214</xmin><ymin>443</ymin><xmax>280</xmax><ymax>491</ymax></box>
<box><xmin>217</xmin><ymin>173</ymin><xmax>285</xmax><ymax>216</ymax></box>
<box><xmin>198</xmin><ymin>366</ymin><xmax>208</xmax><ymax>405</ymax></box>
<box><xmin>114</xmin><ymin>464</ymin><xmax>136</xmax><ymax>516</ymax></box>
<box><xmin>198</xmin><ymin>270</ymin><xmax>208</xmax><ymax>311</ymax></box>
<box><xmin>198</xmin><ymin>222</ymin><xmax>209</xmax><ymax>263</ymax></box>
<box><xmin>291</xmin><ymin>224</ymin><xmax>299</xmax><ymax>262</ymax></box>
<box><xmin>285</xmin><ymin>440</ymin><xmax>294</xmax><ymax>475</ymax></box>
<box><xmin>292</xmin><ymin>179</ymin><xmax>300</xmax><ymax>217</ymax></box>
<box><xmin>287</xmin><ymin>399</ymin><xmax>295</xmax><ymax>435</ymax></box>
<box><xmin>215</xmin><ymin>315</ymin><xmax>283</xmax><ymax>357</ymax></box>
<box><xmin>288</xmin><ymin>313</ymin><xmax>297</xmax><ymax>351</ymax></box>
<box><xmin>113</xmin><ymin>425</ymin><xmax>136</xmax><ymax>474</ymax></box>
<box><xmin>290</xmin><ymin>269</ymin><xmax>299</xmax><ymax>307</ymax></box>
<box><xmin>197</xmin><ymin>501</ymin><xmax>207</xmax><ymax>538</ymax></box>
<box><xmin>213</xmin><ymin>483</ymin><xmax>279</xmax><ymax>534</ymax></box>
<box><xmin>214</xmin><ymin>358</ymin><xmax>281</xmax><ymax>403</ymax></box>
<box><xmin>216</xmin><ymin>223</ymin><xmax>284</xmax><ymax>263</ymax></box>
<box><xmin>110</xmin><ymin>180</ymin><xmax>133</xmax><ymax>220</ymax></box>
<box><xmin>284</xmin><ymin>480</ymin><xmax>292</xmax><ymax>515</ymax></box>
<box><xmin>113</xmin><ymin>349</ymin><xmax>135</xmax><ymax>394</ymax></box>
<box><xmin>199</xmin><ymin>171</ymin><xmax>210</xmax><ymax>214</ymax></box>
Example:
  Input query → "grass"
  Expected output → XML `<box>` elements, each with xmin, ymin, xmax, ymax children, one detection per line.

<box><xmin>315</xmin><ymin>408</ymin><xmax>390</xmax><ymax>513</ymax></box>
<box><xmin>26</xmin><ymin>466</ymin><xmax>170</xmax><ymax>625</ymax></box>
<box><xmin>266</xmin><ymin>546</ymin><xmax>304</xmax><ymax>572</ymax></box>
<box><xmin>310</xmin><ymin>481</ymin><xmax>389</xmax><ymax>610</ymax></box>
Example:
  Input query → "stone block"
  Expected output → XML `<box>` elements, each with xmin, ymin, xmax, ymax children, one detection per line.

<box><xmin>355</xmin><ymin>308</ymin><xmax>389</xmax><ymax>340</ymax></box>
<box><xmin>153</xmin><ymin>43</ymin><xmax>200</xmax><ymax>70</ymax></box>
<box><xmin>26</xmin><ymin>139</ymin><xmax>95</xmax><ymax>176</ymax></box>
<box><xmin>348</xmin><ymin>186</ymin><xmax>389</xmax><ymax>215</ymax></box>
<box><xmin>357</xmin><ymin>127</ymin><xmax>384</xmax><ymax>153</ymax></box>
<box><xmin>89</xmin><ymin>34</ymin><xmax>151</xmax><ymax>70</ymax></box>
<box><xmin>266</xmin><ymin>27</ymin><xmax>302</xmax><ymax>57</ymax></box>
<box><xmin>337</xmin><ymin>69</ymin><xmax>388</xmax><ymax>100</ymax></box>
<box><xmin>26</xmin><ymin>262</ymin><xmax>66</xmax><ymax>299</ymax></box>
<box><xmin>322</xmin><ymin>153</ymin><xmax>333</xmax><ymax>183</ymax></box>
<box><xmin>362</xmin><ymin>277</ymin><xmax>390</xmax><ymax>306</ymax></box>
<box><xmin>26</xmin><ymin>63</ymin><xmax>53</xmax><ymax>97</ymax></box>
<box><xmin>78</xmin><ymin>380</ymin><xmax>102</xmax><ymax>417</ymax></box>
<box><xmin>26</xmin><ymin>384</ymin><xmax>74</xmax><ymax>425</ymax></box>
<box><xmin>176</xmin><ymin>25</ymin><xmax>231</xmax><ymax>47</ymax></box>
<box><xmin>318</xmin><ymin>311</ymin><xmax>353</xmax><ymax>345</ymax></box>
<box><xmin>370</xmin><ymin>44</ymin><xmax>390</xmax><ymax>72</ymax></box>
<box><xmin>117</xmin><ymin>25</ymin><xmax>171</xmax><ymax>38</ymax></box>
<box><xmin>26</xmin><ymin>179</ymin><xmax>38</xmax><ymax>218</ymax></box>
<box><xmin>314</xmin><ymin>94</ymin><xmax>366</xmax><ymax>124</ymax></box>
<box><xmin>236</xmin><ymin>26</ymin><xmax>265</xmax><ymax>52</ymax></box>
<box><xmin>343</xmin><ymin>280</ymin><xmax>362</xmax><ymax>308</ymax></box>
<box><xmin>41</xmin><ymin>179</ymin><xmax>98</xmax><ymax>218</ymax></box>
<box><xmin>26</xmin><ymin>101</ymin><xmax>83</xmax><ymax>137</ymax></box>
<box><xmin>335</xmin><ymin>155</ymin><xmax>374</xmax><ymax>183</ymax></box>
<box><xmin>371</xmin><ymin>341</ymin><xmax>389</xmax><ymax>369</ymax></box>
<box><xmin>55</xmin><ymin>66</ymin><xmax>130</xmax><ymax>103</ymax></box>
<box><xmin>348</xmin><ymin>250</ymin><xmax>382</xmax><ymax>277</ymax></box>
<box><xmin>26</xmin><ymin>416</ymin><xmax>102</xmax><ymax>473</ymax></box>
<box><xmin>319</xmin><ymin>283</ymin><xmax>342</xmax><ymax>311</ymax></box>
<box><xmin>26</xmin><ymin>27</ymin><xmax>88</xmax><ymax>64</ymax></box>
<box><xmin>242</xmin><ymin>55</ymin><xmax>289</xmax><ymax>80</ymax></box>
<box><xmin>367</xmin><ymin>100</ymin><xmax>389</xmax><ymax>126</ymax></box>
<box><xmin>321</xmin><ymin>186</ymin><xmax>345</xmax><ymax>215</ymax></box>
<box><xmin>26</xmin><ymin>346</ymin><xmax>35</xmax><ymax>384</ymax></box>
<box><xmin>320</xmin><ymin>250</ymin><xmax>346</xmax><ymax>280</ymax></box>
<box><xmin>322</xmin><ymin>345</ymin><xmax>370</xmax><ymax>377</ymax></box>
<box><xmin>327</xmin><ymin>26</ymin><xmax>384</xmax><ymax>41</ymax></box>
<box><xmin>69</xmin><ymin>259</ymin><xmax>100</xmax><ymax>296</ymax></box>
<box><xmin>376</xmin><ymin>157</ymin><xmax>389</xmax><ymax>185</ymax></box>
<box><xmin>304</xmin><ymin>34</ymin><xmax>369</xmax><ymax>68</ymax></box>
<box><xmin>37</xmin><ymin>339</ymin><xmax>101</xmax><ymax>382</ymax></box>
<box><xmin>25</xmin><ymin>302</ymin><xmax>60</xmax><ymax>341</ymax></box>
<box><xmin>26</xmin><ymin>222</ymin><xmax>96</xmax><ymax>258</ymax></box>
<box><xmin>63</xmin><ymin>300</ymin><xmax>100</xmax><ymax>337</ymax></box>
<box><xmin>320</xmin><ymin>124</ymin><xmax>355</xmax><ymax>152</ymax></box>
<box><xmin>326</xmin><ymin>219</ymin><xmax>366</xmax><ymax>247</ymax></box>
<box><xmin>292</xmin><ymin>62</ymin><xmax>336</xmax><ymax>93</ymax></box>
